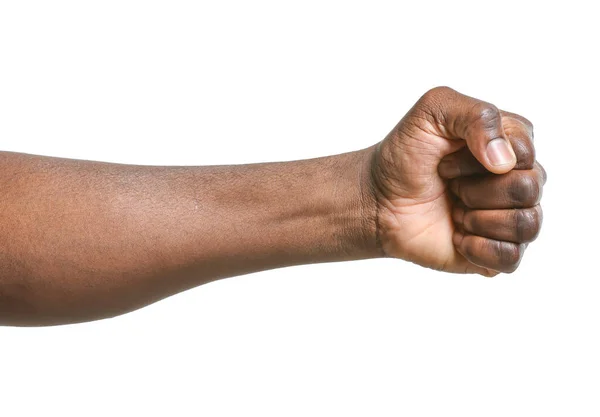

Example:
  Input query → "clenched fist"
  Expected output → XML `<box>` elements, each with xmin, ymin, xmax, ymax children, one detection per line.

<box><xmin>368</xmin><ymin>87</ymin><xmax>546</xmax><ymax>276</ymax></box>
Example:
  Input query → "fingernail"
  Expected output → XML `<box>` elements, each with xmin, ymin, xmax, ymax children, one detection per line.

<box><xmin>487</xmin><ymin>139</ymin><xmax>516</xmax><ymax>167</ymax></box>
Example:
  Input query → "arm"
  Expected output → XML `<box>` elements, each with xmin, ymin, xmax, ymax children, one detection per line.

<box><xmin>0</xmin><ymin>149</ymin><xmax>379</xmax><ymax>325</ymax></box>
<box><xmin>0</xmin><ymin>87</ymin><xmax>546</xmax><ymax>326</ymax></box>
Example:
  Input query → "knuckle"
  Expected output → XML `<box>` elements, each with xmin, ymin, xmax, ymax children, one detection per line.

<box><xmin>537</xmin><ymin>162</ymin><xmax>548</xmax><ymax>184</ymax></box>
<box><xmin>473</xmin><ymin>102</ymin><xmax>501</xmax><ymax>131</ymax></box>
<box><xmin>503</xmin><ymin>117</ymin><xmax>535</xmax><ymax>169</ymax></box>
<box><xmin>509</xmin><ymin>174</ymin><xmax>541</xmax><ymax>207</ymax></box>
<box><xmin>512</xmin><ymin>113</ymin><xmax>534</xmax><ymax>131</ymax></box>
<box><xmin>515</xmin><ymin>207</ymin><xmax>542</xmax><ymax>242</ymax></box>
<box><xmin>503</xmin><ymin>111</ymin><xmax>534</xmax><ymax>132</ymax></box>
<box><xmin>493</xmin><ymin>241</ymin><xmax>523</xmax><ymax>272</ymax></box>
<box><xmin>423</xmin><ymin>86</ymin><xmax>454</xmax><ymax>100</ymax></box>
<box><xmin>417</xmin><ymin>86</ymin><xmax>454</xmax><ymax>116</ymax></box>
<box><xmin>512</xmin><ymin>137</ymin><xmax>535</xmax><ymax>169</ymax></box>
<box><xmin>519</xmin><ymin>115</ymin><xmax>534</xmax><ymax>129</ymax></box>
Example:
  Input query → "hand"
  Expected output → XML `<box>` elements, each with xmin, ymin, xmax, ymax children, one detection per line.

<box><xmin>369</xmin><ymin>86</ymin><xmax>546</xmax><ymax>276</ymax></box>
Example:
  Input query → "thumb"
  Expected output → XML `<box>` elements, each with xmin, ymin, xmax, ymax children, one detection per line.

<box><xmin>418</xmin><ymin>87</ymin><xmax>517</xmax><ymax>174</ymax></box>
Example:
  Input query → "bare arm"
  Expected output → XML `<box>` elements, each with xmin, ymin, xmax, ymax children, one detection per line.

<box><xmin>0</xmin><ymin>149</ymin><xmax>378</xmax><ymax>325</ymax></box>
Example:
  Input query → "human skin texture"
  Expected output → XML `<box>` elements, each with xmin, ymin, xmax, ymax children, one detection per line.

<box><xmin>0</xmin><ymin>87</ymin><xmax>545</xmax><ymax>326</ymax></box>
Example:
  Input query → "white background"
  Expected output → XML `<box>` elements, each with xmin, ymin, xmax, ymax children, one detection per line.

<box><xmin>0</xmin><ymin>1</ymin><xmax>598</xmax><ymax>416</ymax></box>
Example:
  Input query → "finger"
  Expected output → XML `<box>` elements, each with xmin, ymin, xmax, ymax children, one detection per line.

<box><xmin>453</xmin><ymin>205</ymin><xmax>543</xmax><ymax>243</ymax></box>
<box><xmin>416</xmin><ymin>86</ymin><xmax>516</xmax><ymax>174</ymax></box>
<box><xmin>500</xmin><ymin>110</ymin><xmax>534</xmax><ymax>139</ymax></box>
<box><xmin>453</xmin><ymin>230</ymin><xmax>526</xmax><ymax>273</ymax></box>
<box><xmin>438</xmin><ymin>147</ymin><xmax>484</xmax><ymax>179</ymax></box>
<box><xmin>502</xmin><ymin>110</ymin><xmax>535</xmax><ymax>168</ymax></box>
<box><xmin>438</xmin><ymin>111</ymin><xmax>535</xmax><ymax>179</ymax></box>
<box><xmin>450</xmin><ymin>163</ymin><xmax>545</xmax><ymax>209</ymax></box>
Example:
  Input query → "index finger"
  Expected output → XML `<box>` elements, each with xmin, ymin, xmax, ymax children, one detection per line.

<box><xmin>438</xmin><ymin>110</ymin><xmax>536</xmax><ymax>179</ymax></box>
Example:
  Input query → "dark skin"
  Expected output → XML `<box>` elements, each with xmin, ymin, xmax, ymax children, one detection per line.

<box><xmin>0</xmin><ymin>87</ymin><xmax>545</xmax><ymax>326</ymax></box>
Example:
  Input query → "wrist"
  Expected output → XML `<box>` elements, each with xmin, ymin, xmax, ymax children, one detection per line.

<box><xmin>330</xmin><ymin>145</ymin><xmax>382</xmax><ymax>260</ymax></box>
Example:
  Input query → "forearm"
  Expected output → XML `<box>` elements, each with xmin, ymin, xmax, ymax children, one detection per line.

<box><xmin>0</xmin><ymin>148</ymin><xmax>379</xmax><ymax>326</ymax></box>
